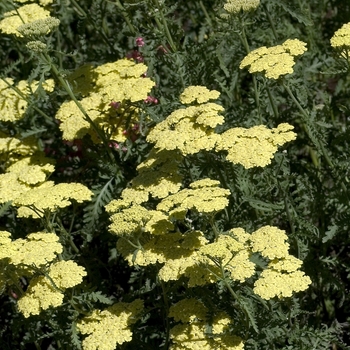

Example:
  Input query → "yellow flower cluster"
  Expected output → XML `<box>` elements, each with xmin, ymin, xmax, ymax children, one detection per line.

<box><xmin>230</xmin><ymin>226</ymin><xmax>312</xmax><ymax>300</ymax></box>
<box><xmin>146</xmin><ymin>86</ymin><xmax>296</xmax><ymax>168</ymax></box>
<box><xmin>17</xmin><ymin>260</ymin><xmax>87</xmax><ymax>318</ymax></box>
<box><xmin>0</xmin><ymin>231</ymin><xmax>86</xmax><ymax>317</ymax></box>
<box><xmin>224</xmin><ymin>0</ymin><xmax>260</xmax><ymax>14</ymax></box>
<box><xmin>179</xmin><ymin>85</ymin><xmax>220</xmax><ymax>104</ymax></box>
<box><xmin>13</xmin><ymin>182</ymin><xmax>93</xmax><ymax>218</ymax></box>
<box><xmin>169</xmin><ymin>299</ymin><xmax>244</xmax><ymax>350</ymax></box>
<box><xmin>330</xmin><ymin>22</ymin><xmax>350</xmax><ymax>49</ymax></box>
<box><xmin>0</xmin><ymin>4</ymin><xmax>51</xmax><ymax>37</ymax></box>
<box><xmin>0</xmin><ymin>135</ymin><xmax>55</xmax><ymax>205</ymax></box>
<box><xmin>107</xmin><ymin>178</ymin><xmax>230</xmax><ymax>238</ymax></box>
<box><xmin>56</xmin><ymin>59</ymin><xmax>155</xmax><ymax>141</ymax></box>
<box><xmin>240</xmin><ymin>39</ymin><xmax>307</xmax><ymax>79</ymax></box>
<box><xmin>0</xmin><ymin>78</ymin><xmax>55</xmax><ymax>122</ymax></box>
<box><xmin>199</xmin><ymin>234</ymin><xmax>256</xmax><ymax>282</ymax></box>
<box><xmin>0</xmin><ymin>231</ymin><xmax>62</xmax><ymax>269</ymax></box>
<box><xmin>77</xmin><ymin>299</ymin><xmax>144</xmax><ymax>350</ymax></box>
<box><xmin>215</xmin><ymin>123</ymin><xmax>296</xmax><ymax>168</ymax></box>
<box><xmin>157</xmin><ymin>178</ymin><xmax>230</xmax><ymax>216</ymax></box>
<box><xmin>147</xmin><ymin>88</ymin><xmax>224</xmax><ymax>155</ymax></box>
<box><xmin>17</xmin><ymin>17</ymin><xmax>60</xmax><ymax>37</ymax></box>
<box><xmin>132</xmin><ymin>149</ymin><xmax>183</xmax><ymax>199</ymax></box>
<box><xmin>330</xmin><ymin>22</ymin><xmax>350</xmax><ymax>59</ymax></box>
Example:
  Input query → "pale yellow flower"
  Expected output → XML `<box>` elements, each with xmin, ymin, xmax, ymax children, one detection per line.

<box><xmin>215</xmin><ymin>123</ymin><xmax>296</xmax><ymax>168</ymax></box>
<box><xmin>169</xmin><ymin>298</ymin><xmax>208</xmax><ymax>323</ymax></box>
<box><xmin>330</xmin><ymin>22</ymin><xmax>350</xmax><ymax>49</ymax></box>
<box><xmin>17</xmin><ymin>276</ymin><xmax>64</xmax><ymax>318</ymax></box>
<box><xmin>48</xmin><ymin>260</ymin><xmax>87</xmax><ymax>289</ymax></box>
<box><xmin>240</xmin><ymin>39</ymin><xmax>307</xmax><ymax>79</ymax></box>
<box><xmin>180</xmin><ymin>86</ymin><xmax>220</xmax><ymax>104</ymax></box>
<box><xmin>77</xmin><ymin>300</ymin><xmax>144</xmax><ymax>350</ymax></box>
<box><xmin>56</xmin><ymin>59</ymin><xmax>155</xmax><ymax>141</ymax></box>
<box><xmin>147</xmin><ymin>102</ymin><xmax>224</xmax><ymax>155</ymax></box>
<box><xmin>9</xmin><ymin>232</ymin><xmax>63</xmax><ymax>267</ymax></box>
<box><xmin>0</xmin><ymin>79</ymin><xmax>28</xmax><ymax>122</ymax></box>
<box><xmin>0</xmin><ymin>4</ymin><xmax>50</xmax><ymax>37</ymax></box>
<box><xmin>157</xmin><ymin>178</ymin><xmax>230</xmax><ymax>215</ymax></box>
<box><xmin>253</xmin><ymin>268</ymin><xmax>311</xmax><ymax>299</ymax></box>
<box><xmin>250</xmin><ymin>225</ymin><xmax>290</xmax><ymax>259</ymax></box>
<box><xmin>14</xmin><ymin>182</ymin><xmax>93</xmax><ymax>218</ymax></box>
<box><xmin>132</xmin><ymin>149</ymin><xmax>183</xmax><ymax>199</ymax></box>
<box><xmin>224</xmin><ymin>0</ymin><xmax>260</xmax><ymax>14</ymax></box>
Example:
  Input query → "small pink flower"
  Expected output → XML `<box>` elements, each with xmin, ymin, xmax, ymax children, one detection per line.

<box><xmin>126</xmin><ymin>50</ymin><xmax>144</xmax><ymax>63</ymax></box>
<box><xmin>144</xmin><ymin>96</ymin><xmax>159</xmax><ymax>104</ymax></box>
<box><xmin>109</xmin><ymin>101</ymin><xmax>120</xmax><ymax>109</ymax></box>
<box><xmin>109</xmin><ymin>141</ymin><xmax>120</xmax><ymax>149</ymax></box>
<box><xmin>136</xmin><ymin>37</ymin><xmax>145</xmax><ymax>47</ymax></box>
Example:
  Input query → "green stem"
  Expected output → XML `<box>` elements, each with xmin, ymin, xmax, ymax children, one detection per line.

<box><xmin>266</xmin><ymin>86</ymin><xmax>279</xmax><ymax>119</ymax></box>
<box><xmin>41</xmin><ymin>53</ymin><xmax>116</xmax><ymax>164</ymax></box>
<box><xmin>0</xmin><ymin>77</ymin><xmax>54</xmax><ymax>123</ymax></box>
<box><xmin>263</xmin><ymin>4</ymin><xmax>278</xmax><ymax>41</ymax></box>
<box><xmin>199</xmin><ymin>1</ymin><xmax>213</xmax><ymax>28</ymax></box>
<box><xmin>283</xmin><ymin>81</ymin><xmax>348</xmax><ymax>194</ymax></box>
<box><xmin>152</xmin><ymin>0</ymin><xmax>177</xmax><ymax>52</ymax></box>
<box><xmin>160</xmin><ymin>280</ymin><xmax>170</xmax><ymax>350</ymax></box>
<box><xmin>70</xmin><ymin>0</ymin><xmax>115</xmax><ymax>52</ymax></box>
<box><xmin>239</xmin><ymin>21</ymin><xmax>262</xmax><ymax>123</ymax></box>
<box><xmin>114</xmin><ymin>0</ymin><xmax>137</xmax><ymax>35</ymax></box>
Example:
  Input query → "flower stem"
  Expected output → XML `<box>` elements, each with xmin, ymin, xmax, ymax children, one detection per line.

<box><xmin>239</xmin><ymin>20</ymin><xmax>262</xmax><ymax>123</ymax></box>
<box><xmin>42</xmin><ymin>53</ymin><xmax>116</xmax><ymax>164</ymax></box>
<box><xmin>283</xmin><ymin>81</ymin><xmax>348</xmax><ymax>194</ymax></box>
<box><xmin>114</xmin><ymin>0</ymin><xmax>137</xmax><ymax>35</ymax></box>
<box><xmin>0</xmin><ymin>77</ymin><xmax>54</xmax><ymax>124</ymax></box>
<box><xmin>151</xmin><ymin>0</ymin><xmax>177</xmax><ymax>52</ymax></box>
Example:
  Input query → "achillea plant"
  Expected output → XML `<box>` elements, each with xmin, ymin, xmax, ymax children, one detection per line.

<box><xmin>0</xmin><ymin>0</ymin><xmax>349</xmax><ymax>349</ymax></box>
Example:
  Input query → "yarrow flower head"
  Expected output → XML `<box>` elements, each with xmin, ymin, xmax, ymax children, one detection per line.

<box><xmin>215</xmin><ymin>123</ymin><xmax>297</xmax><ymax>168</ymax></box>
<box><xmin>169</xmin><ymin>299</ymin><xmax>244</xmax><ymax>350</ymax></box>
<box><xmin>13</xmin><ymin>182</ymin><xmax>93</xmax><ymax>218</ymax></box>
<box><xmin>17</xmin><ymin>17</ymin><xmax>60</xmax><ymax>38</ymax></box>
<box><xmin>147</xmin><ymin>87</ymin><xmax>224</xmax><ymax>155</ymax></box>
<box><xmin>224</xmin><ymin>0</ymin><xmax>260</xmax><ymax>14</ymax></box>
<box><xmin>77</xmin><ymin>299</ymin><xmax>144</xmax><ymax>350</ymax></box>
<box><xmin>180</xmin><ymin>86</ymin><xmax>220</xmax><ymax>104</ymax></box>
<box><xmin>240</xmin><ymin>39</ymin><xmax>307</xmax><ymax>79</ymax></box>
<box><xmin>56</xmin><ymin>59</ymin><xmax>155</xmax><ymax>141</ymax></box>
<box><xmin>17</xmin><ymin>260</ymin><xmax>86</xmax><ymax>317</ymax></box>
<box><xmin>330</xmin><ymin>22</ymin><xmax>350</xmax><ymax>59</ymax></box>
<box><xmin>0</xmin><ymin>4</ymin><xmax>51</xmax><ymax>37</ymax></box>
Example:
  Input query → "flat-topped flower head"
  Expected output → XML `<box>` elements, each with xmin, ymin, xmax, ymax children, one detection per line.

<box><xmin>330</xmin><ymin>22</ymin><xmax>350</xmax><ymax>59</ymax></box>
<box><xmin>56</xmin><ymin>59</ymin><xmax>155</xmax><ymax>141</ymax></box>
<box><xmin>14</xmin><ymin>182</ymin><xmax>93</xmax><ymax>218</ymax></box>
<box><xmin>77</xmin><ymin>299</ymin><xmax>144</xmax><ymax>350</ymax></box>
<box><xmin>17</xmin><ymin>17</ymin><xmax>60</xmax><ymax>38</ymax></box>
<box><xmin>17</xmin><ymin>260</ymin><xmax>86</xmax><ymax>318</ymax></box>
<box><xmin>180</xmin><ymin>86</ymin><xmax>220</xmax><ymax>104</ymax></box>
<box><xmin>215</xmin><ymin>123</ymin><xmax>296</xmax><ymax>168</ymax></box>
<box><xmin>224</xmin><ymin>0</ymin><xmax>260</xmax><ymax>14</ymax></box>
<box><xmin>147</xmin><ymin>102</ymin><xmax>224</xmax><ymax>155</ymax></box>
<box><xmin>157</xmin><ymin>178</ymin><xmax>230</xmax><ymax>216</ymax></box>
<box><xmin>253</xmin><ymin>268</ymin><xmax>311</xmax><ymax>300</ymax></box>
<box><xmin>240</xmin><ymin>39</ymin><xmax>307</xmax><ymax>79</ymax></box>
<box><xmin>0</xmin><ymin>4</ymin><xmax>51</xmax><ymax>37</ymax></box>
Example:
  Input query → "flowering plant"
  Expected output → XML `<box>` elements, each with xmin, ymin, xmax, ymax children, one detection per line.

<box><xmin>0</xmin><ymin>0</ymin><xmax>349</xmax><ymax>349</ymax></box>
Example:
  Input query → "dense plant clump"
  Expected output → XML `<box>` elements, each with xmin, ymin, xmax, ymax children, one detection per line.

<box><xmin>0</xmin><ymin>0</ymin><xmax>350</xmax><ymax>349</ymax></box>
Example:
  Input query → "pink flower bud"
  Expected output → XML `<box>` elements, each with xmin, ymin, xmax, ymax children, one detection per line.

<box><xmin>136</xmin><ymin>37</ymin><xmax>145</xmax><ymax>47</ymax></box>
<box><xmin>109</xmin><ymin>101</ymin><xmax>120</xmax><ymax>109</ymax></box>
